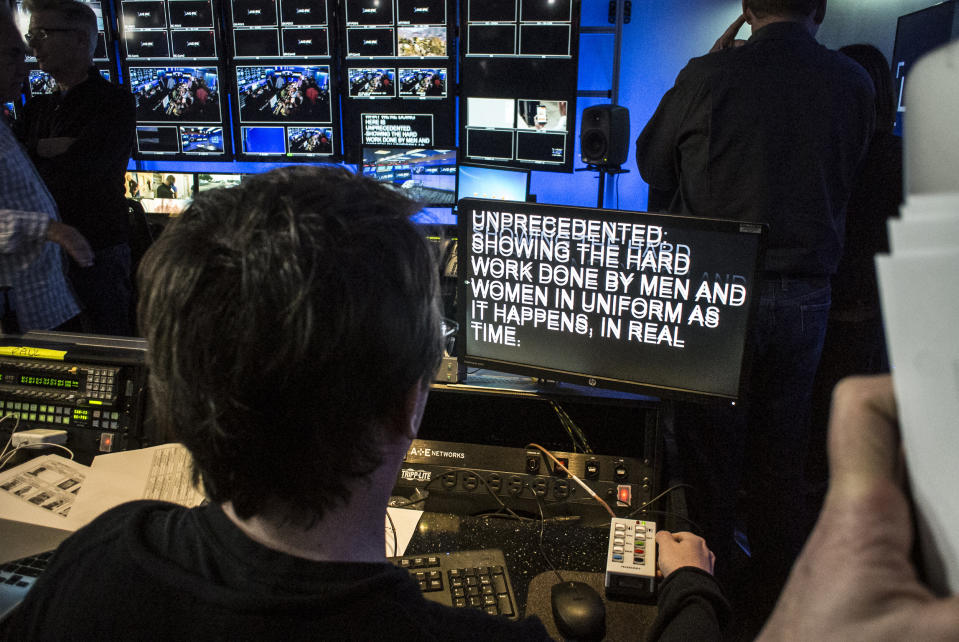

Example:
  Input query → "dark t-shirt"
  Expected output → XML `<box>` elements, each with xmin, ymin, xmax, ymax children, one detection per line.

<box><xmin>4</xmin><ymin>501</ymin><xmax>551</xmax><ymax>640</ymax></box>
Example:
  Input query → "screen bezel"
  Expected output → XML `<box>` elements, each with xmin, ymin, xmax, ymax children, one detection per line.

<box><xmin>454</xmin><ymin>198</ymin><xmax>767</xmax><ymax>403</ymax></box>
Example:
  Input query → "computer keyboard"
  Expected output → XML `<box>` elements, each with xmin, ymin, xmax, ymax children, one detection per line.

<box><xmin>389</xmin><ymin>549</ymin><xmax>518</xmax><ymax>619</ymax></box>
<box><xmin>0</xmin><ymin>551</ymin><xmax>53</xmax><ymax>622</ymax></box>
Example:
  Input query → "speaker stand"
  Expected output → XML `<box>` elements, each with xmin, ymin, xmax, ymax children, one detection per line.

<box><xmin>577</xmin><ymin>165</ymin><xmax>630</xmax><ymax>208</ymax></box>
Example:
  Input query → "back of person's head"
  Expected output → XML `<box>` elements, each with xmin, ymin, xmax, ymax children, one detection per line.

<box><xmin>744</xmin><ymin>0</ymin><xmax>821</xmax><ymax>20</ymax></box>
<box><xmin>839</xmin><ymin>44</ymin><xmax>895</xmax><ymax>135</ymax></box>
<box><xmin>165</xmin><ymin>174</ymin><xmax>175</xmax><ymax>184</ymax></box>
<box><xmin>23</xmin><ymin>0</ymin><xmax>97</xmax><ymax>57</ymax></box>
<box><xmin>137</xmin><ymin>165</ymin><xmax>444</xmax><ymax>526</ymax></box>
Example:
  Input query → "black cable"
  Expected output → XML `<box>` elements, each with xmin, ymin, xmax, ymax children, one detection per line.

<box><xmin>534</xmin><ymin>490</ymin><xmax>565</xmax><ymax>584</ymax></box>
<box><xmin>385</xmin><ymin>507</ymin><xmax>399</xmax><ymax>557</ymax></box>
<box><xmin>391</xmin><ymin>466</ymin><xmax>529</xmax><ymax>523</ymax></box>
<box><xmin>638</xmin><ymin>508</ymin><xmax>704</xmax><ymax>536</ymax></box>
<box><xmin>626</xmin><ymin>483</ymin><xmax>695</xmax><ymax>518</ymax></box>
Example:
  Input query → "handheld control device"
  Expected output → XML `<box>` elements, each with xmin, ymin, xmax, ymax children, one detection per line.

<box><xmin>604</xmin><ymin>517</ymin><xmax>656</xmax><ymax>600</ymax></box>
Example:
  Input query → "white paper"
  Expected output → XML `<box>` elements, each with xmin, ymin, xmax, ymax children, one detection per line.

<box><xmin>900</xmin><ymin>192</ymin><xmax>959</xmax><ymax>220</ymax></box>
<box><xmin>384</xmin><ymin>507</ymin><xmax>423</xmax><ymax>556</ymax></box>
<box><xmin>889</xmin><ymin>217</ymin><xmax>959</xmax><ymax>253</ymax></box>
<box><xmin>68</xmin><ymin>443</ymin><xmax>205</xmax><ymax>527</ymax></box>
<box><xmin>877</xmin><ymin>250</ymin><xmax>959</xmax><ymax>594</ymax></box>
<box><xmin>0</xmin><ymin>455</ymin><xmax>89</xmax><ymax>530</ymax></box>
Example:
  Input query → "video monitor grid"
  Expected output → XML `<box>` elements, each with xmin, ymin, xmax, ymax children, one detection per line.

<box><xmin>397</xmin><ymin>0</ymin><xmax>446</xmax><ymax>25</ymax></box>
<box><xmin>463</xmin><ymin>96</ymin><xmax>568</xmax><ymax>165</ymax></box>
<box><xmin>465</xmin><ymin>0</ymin><xmax>573</xmax><ymax>58</ymax></box>
<box><xmin>232</xmin><ymin>0</ymin><xmax>330</xmax><ymax>58</ymax></box>
<box><xmin>121</xmin><ymin>0</ymin><xmax>219</xmax><ymax>59</ymax></box>
<box><xmin>130</xmin><ymin>66</ymin><xmax>228</xmax><ymax>157</ymax></box>
<box><xmin>234</xmin><ymin>64</ymin><xmax>336</xmax><ymax>158</ymax></box>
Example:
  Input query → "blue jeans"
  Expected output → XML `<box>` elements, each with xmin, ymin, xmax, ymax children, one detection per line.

<box><xmin>670</xmin><ymin>276</ymin><xmax>831</xmax><ymax>604</ymax></box>
<box><xmin>69</xmin><ymin>243</ymin><xmax>133</xmax><ymax>337</ymax></box>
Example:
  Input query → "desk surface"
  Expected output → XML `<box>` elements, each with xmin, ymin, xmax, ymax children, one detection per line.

<box><xmin>404</xmin><ymin>511</ymin><xmax>658</xmax><ymax>640</ymax></box>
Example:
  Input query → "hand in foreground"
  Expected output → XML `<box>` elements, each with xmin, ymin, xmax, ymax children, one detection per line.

<box><xmin>709</xmin><ymin>14</ymin><xmax>748</xmax><ymax>53</ymax></box>
<box><xmin>759</xmin><ymin>375</ymin><xmax>959</xmax><ymax>640</ymax></box>
<box><xmin>46</xmin><ymin>221</ymin><xmax>94</xmax><ymax>268</ymax></box>
<box><xmin>656</xmin><ymin>530</ymin><xmax>716</xmax><ymax>578</ymax></box>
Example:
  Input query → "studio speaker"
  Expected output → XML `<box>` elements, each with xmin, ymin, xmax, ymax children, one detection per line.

<box><xmin>580</xmin><ymin>104</ymin><xmax>630</xmax><ymax>167</ymax></box>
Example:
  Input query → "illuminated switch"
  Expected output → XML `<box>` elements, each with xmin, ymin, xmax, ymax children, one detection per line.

<box><xmin>98</xmin><ymin>432</ymin><xmax>114</xmax><ymax>452</ymax></box>
<box><xmin>616</xmin><ymin>485</ymin><xmax>631</xmax><ymax>506</ymax></box>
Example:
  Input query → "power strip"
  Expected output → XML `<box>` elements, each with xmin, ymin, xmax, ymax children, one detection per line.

<box><xmin>604</xmin><ymin>517</ymin><xmax>656</xmax><ymax>600</ymax></box>
<box><xmin>11</xmin><ymin>429</ymin><xmax>69</xmax><ymax>448</ymax></box>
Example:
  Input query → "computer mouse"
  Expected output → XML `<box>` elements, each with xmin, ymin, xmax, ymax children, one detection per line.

<box><xmin>550</xmin><ymin>580</ymin><xmax>606</xmax><ymax>641</ymax></box>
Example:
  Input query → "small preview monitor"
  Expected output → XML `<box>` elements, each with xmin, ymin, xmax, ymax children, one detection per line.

<box><xmin>235</xmin><ymin>64</ymin><xmax>331</xmax><ymax>123</ymax></box>
<box><xmin>130</xmin><ymin>66</ymin><xmax>221</xmax><ymax>124</ymax></box>
<box><xmin>348</xmin><ymin>68</ymin><xmax>396</xmax><ymax>98</ymax></box>
<box><xmin>398</xmin><ymin>67</ymin><xmax>446</xmax><ymax>98</ymax></box>
<box><xmin>456</xmin><ymin>163</ymin><xmax>529</xmax><ymax>202</ymax></box>
<box><xmin>457</xmin><ymin>199</ymin><xmax>767</xmax><ymax>402</ymax></box>
<box><xmin>361</xmin><ymin>146</ymin><xmax>456</xmax><ymax>206</ymax></box>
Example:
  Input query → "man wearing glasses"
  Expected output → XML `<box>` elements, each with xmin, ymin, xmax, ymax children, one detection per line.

<box><xmin>0</xmin><ymin>2</ymin><xmax>93</xmax><ymax>333</ymax></box>
<box><xmin>14</xmin><ymin>0</ymin><xmax>135</xmax><ymax>336</ymax></box>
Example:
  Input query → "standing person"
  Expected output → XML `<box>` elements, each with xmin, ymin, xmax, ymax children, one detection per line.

<box><xmin>635</xmin><ymin>0</ymin><xmax>875</xmax><ymax>629</ymax></box>
<box><xmin>0</xmin><ymin>3</ymin><xmax>92</xmax><ymax>333</ymax></box>
<box><xmin>14</xmin><ymin>0</ymin><xmax>136</xmax><ymax>336</ymax></box>
<box><xmin>808</xmin><ymin>43</ymin><xmax>901</xmax><ymax>508</ymax></box>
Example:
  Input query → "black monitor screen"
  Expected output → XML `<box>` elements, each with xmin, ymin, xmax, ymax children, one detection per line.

<box><xmin>457</xmin><ymin>163</ymin><xmax>529</xmax><ymax>202</ymax></box>
<box><xmin>520</xmin><ymin>0</ymin><xmax>571</xmax><ymax>22</ymax></box>
<box><xmin>168</xmin><ymin>1</ymin><xmax>214</xmax><ymax>27</ymax></box>
<box><xmin>361</xmin><ymin>146</ymin><xmax>456</xmax><ymax>206</ymax></box>
<box><xmin>468</xmin><ymin>0</ymin><xmax>516</xmax><ymax>22</ymax></box>
<box><xmin>121</xmin><ymin>0</ymin><xmax>167</xmax><ymax>29</ymax></box>
<box><xmin>125</xmin><ymin>30</ymin><xmax>172</xmax><ymax>58</ymax></box>
<box><xmin>397</xmin><ymin>0</ymin><xmax>446</xmax><ymax>24</ymax></box>
<box><xmin>281</xmin><ymin>0</ymin><xmax>328</xmax><ymax>25</ymax></box>
<box><xmin>345</xmin><ymin>0</ymin><xmax>394</xmax><ymax>25</ymax></box>
<box><xmin>282</xmin><ymin>27</ymin><xmax>329</xmax><ymax>55</ymax></box>
<box><xmin>170</xmin><ymin>29</ymin><xmax>216</xmax><ymax>57</ymax></box>
<box><xmin>231</xmin><ymin>0</ymin><xmax>278</xmax><ymax>26</ymax></box>
<box><xmin>457</xmin><ymin>199</ymin><xmax>767</xmax><ymax>401</ymax></box>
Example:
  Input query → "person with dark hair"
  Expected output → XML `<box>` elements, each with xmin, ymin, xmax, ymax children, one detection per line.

<box><xmin>2</xmin><ymin>166</ymin><xmax>551</xmax><ymax>639</ymax></box>
<box><xmin>808</xmin><ymin>44</ymin><xmax>902</xmax><ymax>505</ymax></box>
<box><xmin>0</xmin><ymin>3</ymin><xmax>92</xmax><ymax>332</ymax></box>
<box><xmin>14</xmin><ymin>0</ymin><xmax>136</xmax><ymax>336</ymax></box>
<box><xmin>635</xmin><ymin>0</ymin><xmax>875</xmax><ymax>631</ymax></box>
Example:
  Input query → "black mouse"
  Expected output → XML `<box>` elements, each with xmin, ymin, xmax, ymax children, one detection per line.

<box><xmin>550</xmin><ymin>580</ymin><xmax>606</xmax><ymax>641</ymax></box>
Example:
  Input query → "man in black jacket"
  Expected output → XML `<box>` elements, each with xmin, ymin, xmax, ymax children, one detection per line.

<box><xmin>15</xmin><ymin>0</ymin><xmax>135</xmax><ymax>335</ymax></box>
<box><xmin>636</xmin><ymin>0</ymin><xmax>875</xmax><ymax>626</ymax></box>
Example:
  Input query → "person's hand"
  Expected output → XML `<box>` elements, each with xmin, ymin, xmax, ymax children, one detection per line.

<box><xmin>759</xmin><ymin>375</ymin><xmax>959</xmax><ymax>640</ymax></box>
<box><xmin>656</xmin><ymin>530</ymin><xmax>716</xmax><ymax>578</ymax></box>
<box><xmin>709</xmin><ymin>14</ymin><xmax>748</xmax><ymax>53</ymax></box>
<box><xmin>46</xmin><ymin>220</ymin><xmax>94</xmax><ymax>268</ymax></box>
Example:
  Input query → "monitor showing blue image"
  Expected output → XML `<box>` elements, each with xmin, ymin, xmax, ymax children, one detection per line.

<box><xmin>241</xmin><ymin>126</ymin><xmax>287</xmax><ymax>155</ymax></box>
<box><xmin>456</xmin><ymin>163</ymin><xmax>530</xmax><ymax>202</ymax></box>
